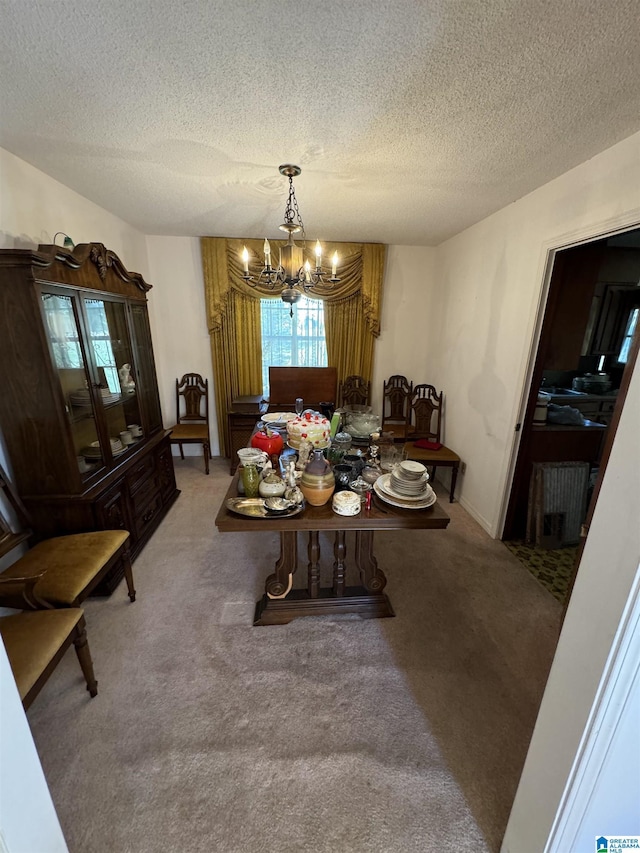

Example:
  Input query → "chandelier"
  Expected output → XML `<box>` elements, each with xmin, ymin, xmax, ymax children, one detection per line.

<box><xmin>241</xmin><ymin>164</ymin><xmax>339</xmax><ymax>316</ymax></box>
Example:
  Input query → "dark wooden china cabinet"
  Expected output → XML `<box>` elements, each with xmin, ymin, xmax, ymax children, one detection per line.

<box><xmin>0</xmin><ymin>243</ymin><xmax>179</xmax><ymax>592</ymax></box>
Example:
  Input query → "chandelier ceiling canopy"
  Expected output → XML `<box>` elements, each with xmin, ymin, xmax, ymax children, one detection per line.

<box><xmin>241</xmin><ymin>164</ymin><xmax>339</xmax><ymax>315</ymax></box>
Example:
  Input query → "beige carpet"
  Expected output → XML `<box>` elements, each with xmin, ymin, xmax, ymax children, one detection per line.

<box><xmin>27</xmin><ymin>458</ymin><xmax>561</xmax><ymax>853</ymax></box>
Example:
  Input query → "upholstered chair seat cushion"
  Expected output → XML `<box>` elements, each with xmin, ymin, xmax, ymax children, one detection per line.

<box><xmin>0</xmin><ymin>609</ymin><xmax>85</xmax><ymax>700</ymax></box>
<box><xmin>169</xmin><ymin>424</ymin><xmax>209</xmax><ymax>440</ymax></box>
<box><xmin>0</xmin><ymin>530</ymin><xmax>129</xmax><ymax>606</ymax></box>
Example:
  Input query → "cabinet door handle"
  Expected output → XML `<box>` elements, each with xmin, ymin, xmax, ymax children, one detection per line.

<box><xmin>142</xmin><ymin>507</ymin><xmax>156</xmax><ymax>524</ymax></box>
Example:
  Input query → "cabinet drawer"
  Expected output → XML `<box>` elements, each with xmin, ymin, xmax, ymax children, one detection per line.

<box><xmin>130</xmin><ymin>473</ymin><xmax>160</xmax><ymax>514</ymax></box>
<box><xmin>134</xmin><ymin>491</ymin><xmax>164</xmax><ymax>540</ymax></box>
<box><xmin>156</xmin><ymin>442</ymin><xmax>177</xmax><ymax>501</ymax></box>
<box><xmin>95</xmin><ymin>480</ymin><xmax>131</xmax><ymax>532</ymax></box>
<box><xmin>127</xmin><ymin>454</ymin><xmax>156</xmax><ymax>496</ymax></box>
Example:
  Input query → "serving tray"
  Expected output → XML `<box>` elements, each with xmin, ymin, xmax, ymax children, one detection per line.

<box><xmin>225</xmin><ymin>497</ymin><xmax>305</xmax><ymax>519</ymax></box>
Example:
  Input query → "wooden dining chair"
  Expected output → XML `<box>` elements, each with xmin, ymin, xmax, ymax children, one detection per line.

<box><xmin>381</xmin><ymin>375</ymin><xmax>413</xmax><ymax>441</ymax></box>
<box><xmin>0</xmin><ymin>463</ymin><xmax>136</xmax><ymax>608</ymax></box>
<box><xmin>168</xmin><ymin>373</ymin><xmax>211</xmax><ymax>474</ymax></box>
<box><xmin>0</xmin><ymin>575</ymin><xmax>98</xmax><ymax>709</ymax></box>
<box><xmin>338</xmin><ymin>375</ymin><xmax>371</xmax><ymax>407</ymax></box>
<box><xmin>403</xmin><ymin>384</ymin><xmax>461</xmax><ymax>502</ymax></box>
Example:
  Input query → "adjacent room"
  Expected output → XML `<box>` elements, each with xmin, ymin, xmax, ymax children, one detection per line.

<box><xmin>1</xmin><ymin>3</ymin><xmax>639</xmax><ymax>853</ymax></box>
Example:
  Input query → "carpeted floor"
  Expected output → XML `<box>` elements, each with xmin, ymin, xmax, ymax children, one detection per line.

<box><xmin>26</xmin><ymin>458</ymin><xmax>562</xmax><ymax>853</ymax></box>
<box><xmin>503</xmin><ymin>540</ymin><xmax>578</xmax><ymax>604</ymax></box>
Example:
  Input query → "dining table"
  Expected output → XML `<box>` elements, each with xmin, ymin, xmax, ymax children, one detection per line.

<box><xmin>214</xmin><ymin>472</ymin><xmax>450</xmax><ymax>626</ymax></box>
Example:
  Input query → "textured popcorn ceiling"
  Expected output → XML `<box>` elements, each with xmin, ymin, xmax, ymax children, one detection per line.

<box><xmin>1</xmin><ymin>0</ymin><xmax>640</xmax><ymax>245</ymax></box>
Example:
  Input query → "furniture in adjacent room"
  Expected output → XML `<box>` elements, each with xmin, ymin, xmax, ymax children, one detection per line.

<box><xmin>215</xmin><ymin>472</ymin><xmax>450</xmax><ymax>625</ymax></box>
<box><xmin>268</xmin><ymin>366</ymin><xmax>338</xmax><ymax>411</ymax></box>
<box><xmin>403</xmin><ymin>384</ymin><xmax>461</xmax><ymax>503</ymax></box>
<box><xmin>0</xmin><ymin>243</ymin><xmax>180</xmax><ymax>594</ymax></box>
<box><xmin>506</xmin><ymin>420</ymin><xmax>606</xmax><ymax>539</ymax></box>
<box><xmin>168</xmin><ymin>373</ymin><xmax>211</xmax><ymax>474</ymax></box>
<box><xmin>381</xmin><ymin>375</ymin><xmax>413</xmax><ymax>440</ymax></box>
<box><xmin>526</xmin><ymin>461</ymin><xmax>590</xmax><ymax>548</ymax></box>
<box><xmin>338</xmin><ymin>375</ymin><xmax>371</xmax><ymax>407</ymax></box>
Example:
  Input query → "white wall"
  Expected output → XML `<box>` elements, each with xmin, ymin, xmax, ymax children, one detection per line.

<box><xmin>144</xmin><ymin>237</ymin><xmax>219</xmax><ymax>456</ymax></box>
<box><xmin>372</xmin><ymin>245</ymin><xmax>435</xmax><ymax>414</ymax></box>
<box><xmin>0</xmin><ymin>148</ymin><xmax>148</xmax><ymax>272</ymax></box>
<box><xmin>431</xmin><ymin>131</ymin><xmax>640</xmax><ymax>537</ymax></box>
<box><xmin>0</xmin><ymin>642</ymin><xmax>69</xmax><ymax>853</ymax></box>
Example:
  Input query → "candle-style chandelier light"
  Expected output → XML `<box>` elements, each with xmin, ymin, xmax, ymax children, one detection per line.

<box><xmin>241</xmin><ymin>164</ymin><xmax>340</xmax><ymax>316</ymax></box>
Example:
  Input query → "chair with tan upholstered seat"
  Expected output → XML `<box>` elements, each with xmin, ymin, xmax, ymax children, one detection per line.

<box><xmin>0</xmin><ymin>575</ymin><xmax>98</xmax><ymax>709</ymax></box>
<box><xmin>1</xmin><ymin>608</ymin><xmax>98</xmax><ymax>709</ymax></box>
<box><xmin>168</xmin><ymin>373</ymin><xmax>211</xmax><ymax>474</ymax></box>
<box><xmin>0</xmin><ymin>463</ymin><xmax>136</xmax><ymax>609</ymax></box>
<box><xmin>0</xmin><ymin>529</ymin><xmax>135</xmax><ymax>607</ymax></box>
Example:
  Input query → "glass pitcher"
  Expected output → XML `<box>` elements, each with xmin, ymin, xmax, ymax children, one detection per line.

<box><xmin>242</xmin><ymin>462</ymin><xmax>260</xmax><ymax>498</ymax></box>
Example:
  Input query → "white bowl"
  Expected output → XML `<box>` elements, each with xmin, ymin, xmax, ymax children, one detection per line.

<box><xmin>237</xmin><ymin>448</ymin><xmax>265</xmax><ymax>464</ymax></box>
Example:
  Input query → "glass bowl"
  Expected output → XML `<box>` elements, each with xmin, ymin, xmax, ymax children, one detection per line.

<box><xmin>344</xmin><ymin>412</ymin><xmax>381</xmax><ymax>437</ymax></box>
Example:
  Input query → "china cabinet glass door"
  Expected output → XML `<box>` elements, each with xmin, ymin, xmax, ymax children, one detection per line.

<box><xmin>41</xmin><ymin>291</ymin><xmax>104</xmax><ymax>477</ymax></box>
<box><xmin>82</xmin><ymin>297</ymin><xmax>144</xmax><ymax>458</ymax></box>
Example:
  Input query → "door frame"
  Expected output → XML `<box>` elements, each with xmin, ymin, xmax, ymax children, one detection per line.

<box><xmin>497</xmin><ymin>212</ymin><xmax>640</xmax><ymax>540</ymax></box>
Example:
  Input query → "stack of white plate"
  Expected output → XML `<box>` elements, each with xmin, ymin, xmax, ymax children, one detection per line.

<box><xmin>374</xmin><ymin>471</ymin><xmax>436</xmax><ymax>509</ymax></box>
<box><xmin>389</xmin><ymin>460</ymin><xmax>429</xmax><ymax>496</ymax></box>
<box><xmin>69</xmin><ymin>388</ymin><xmax>121</xmax><ymax>406</ymax></box>
<box><xmin>262</xmin><ymin>412</ymin><xmax>296</xmax><ymax>429</ymax></box>
<box><xmin>80</xmin><ymin>438</ymin><xmax>128</xmax><ymax>460</ymax></box>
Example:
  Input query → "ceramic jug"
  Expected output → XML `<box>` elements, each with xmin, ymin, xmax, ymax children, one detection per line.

<box><xmin>300</xmin><ymin>449</ymin><xmax>335</xmax><ymax>506</ymax></box>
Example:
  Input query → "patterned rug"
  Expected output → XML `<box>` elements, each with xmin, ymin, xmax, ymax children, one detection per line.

<box><xmin>503</xmin><ymin>540</ymin><xmax>577</xmax><ymax>604</ymax></box>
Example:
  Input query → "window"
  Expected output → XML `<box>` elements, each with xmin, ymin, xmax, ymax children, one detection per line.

<box><xmin>617</xmin><ymin>307</ymin><xmax>638</xmax><ymax>364</ymax></box>
<box><xmin>260</xmin><ymin>296</ymin><xmax>327</xmax><ymax>396</ymax></box>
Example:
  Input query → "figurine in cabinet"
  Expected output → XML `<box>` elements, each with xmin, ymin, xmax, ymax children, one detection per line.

<box><xmin>119</xmin><ymin>363</ymin><xmax>136</xmax><ymax>393</ymax></box>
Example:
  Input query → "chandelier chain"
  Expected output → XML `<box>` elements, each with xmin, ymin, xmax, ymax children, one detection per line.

<box><xmin>284</xmin><ymin>174</ymin><xmax>305</xmax><ymax>239</ymax></box>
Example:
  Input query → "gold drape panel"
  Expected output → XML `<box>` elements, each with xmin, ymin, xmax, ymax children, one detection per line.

<box><xmin>201</xmin><ymin>237</ymin><xmax>385</xmax><ymax>456</ymax></box>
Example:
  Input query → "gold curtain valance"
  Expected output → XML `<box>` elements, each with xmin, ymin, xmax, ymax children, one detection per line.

<box><xmin>202</xmin><ymin>237</ymin><xmax>384</xmax><ymax>338</ymax></box>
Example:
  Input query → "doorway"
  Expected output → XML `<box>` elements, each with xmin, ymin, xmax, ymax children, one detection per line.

<box><xmin>502</xmin><ymin>226</ymin><xmax>640</xmax><ymax>605</ymax></box>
